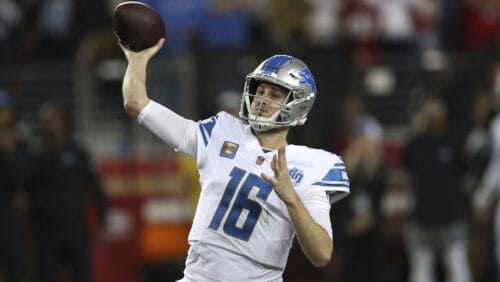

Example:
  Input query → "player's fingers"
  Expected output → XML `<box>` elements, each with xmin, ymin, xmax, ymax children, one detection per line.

<box><xmin>145</xmin><ymin>38</ymin><xmax>165</xmax><ymax>55</ymax></box>
<box><xmin>269</xmin><ymin>156</ymin><xmax>276</xmax><ymax>174</ymax></box>
<box><xmin>261</xmin><ymin>173</ymin><xmax>277</xmax><ymax>185</ymax></box>
<box><xmin>271</xmin><ymin>154</ymin><xmax>279</xmax><ymax>175</ymax></box>
<box><xmin>117</xmin><ymin>40</ymin><xmax>125</xmax><ymax>49</ymax></box>
<box><xmin>117</xmin><ymin>40</ymin><xmax>130</xmax><ymax>55</ymax></box>
<box><xmin>152</xmin><ymin>38</ymin><xmax>165</xmax><ymax>51</ymax></box>
<box><xmin>278</xmin><ymin>147</ymin><xmax>287</xmax><ymax>170</ymax></box>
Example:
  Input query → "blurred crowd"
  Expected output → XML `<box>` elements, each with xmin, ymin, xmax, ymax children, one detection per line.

<box><xmin>1</xmin><ymin>0</ymin><xmax>500</xmax><ymax>282</ymax></box>
<box><xmin>0</xmin><ymin>0</ymin><xmax>499</xmax><ymax>62</ymax></box>
<box><xmin>318</xmin><ymin>89</ymin><xmax>499</xmax><ymax>282</ymax></box>
<box><xmin>0</xmin><ymin>91</ymin><xmax>108</xmax><ymax>282</ymax></box>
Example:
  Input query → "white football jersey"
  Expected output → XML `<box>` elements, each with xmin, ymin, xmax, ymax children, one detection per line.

<box><xmin>179</xmin><ymin>112</ymin><xmax>349</xmax><ymax>270</ymax></box>
<box><xmin>138</xmin><ymin>102</ymin><xmax>349</xmax><ymax>281</ymax></box>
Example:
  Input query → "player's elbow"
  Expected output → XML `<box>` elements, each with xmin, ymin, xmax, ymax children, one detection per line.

<box><xmin>311</xmin><ymin>240</ymin><xmax>333</xmax><ymax>268</ymax></box>
<box><xmin>310</xmin><ymin>251</ymin><xmax>332</xmax><ymax>268</ymax></box>
<box><xmin>122</xmin><ymin>78</ymin><xmax>149</xmax><ymax>118</ymax></box>
<box><xmin>123</xmin><ymin>98</ymin><xmax>148</xmax><ymax>119</ymax></box>
<box><xmin>123</xmin><ymin>99</ymin><xmax>140</xmax><ymax>118</ymax></box>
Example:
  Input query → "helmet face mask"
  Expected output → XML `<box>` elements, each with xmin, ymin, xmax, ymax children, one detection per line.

<box><xmin>239</xmin><ymin>55</ymin><xmax>317</xmax><ymax>132</ymax></box>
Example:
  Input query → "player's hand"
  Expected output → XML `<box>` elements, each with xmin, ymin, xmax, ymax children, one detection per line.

<box><xmin>261</xmin><ymin>147</ymin><xmax>299</xmax><ymax>205</ymax></box>
<box><xmin>118</xmin><ymin>38</ymin><xmax>165</xmax><ymax>62</ymax></box>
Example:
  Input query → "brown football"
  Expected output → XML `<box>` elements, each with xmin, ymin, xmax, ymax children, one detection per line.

<box><xmin>114</xmin><ymin>1</ymin><xmax>165</xmax><ymax>52</ymax></box>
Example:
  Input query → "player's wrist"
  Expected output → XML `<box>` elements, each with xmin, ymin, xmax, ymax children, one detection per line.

<box><xmin>281</xmin><ymin>191</ymin><xmax>301</xmax><ymax>207</ymax></box>
<box><xmin>129</xmin><ymin>57</ymin><xmax>150</xmax><ymax>68</ymax></box>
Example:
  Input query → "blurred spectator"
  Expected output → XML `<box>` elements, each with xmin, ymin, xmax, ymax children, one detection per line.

<box><xmin>465</xmin><ymin>92</ymin><xmax>497</xmax><ymax>282</ymax></box>
<box><xmin>197</xmin><ymin>0</ymin><xmax>252</xmax><ymax>49</ymax></box>
<box><xmin>343</xmin><ymin>116</ymin><xmax>386</xmax><ymax>282</ymax></box>
<box><xmin>412</xmin><ymin>0</ymin><xmax>441</xmax><ymax>52</ymax></box>
<box><xmin>332</xmin><ymin>96</ymin><xmax>373</xmax><ymax>153</ymax></box>
<box><xmin>264</xmin><ymin>0</ymin><xmax>312</xmax><ymax>49</ymax></box>
<box><xmin>404</xmin><ymin>96</ymin><xmax>471</xmax><ymax>282</ymax></box>
<box><xmin>306</xmin><ymin>0</ymin><xmax>341</xmax><ymax>47</ymax></box>
<box><xmin>369</xmin><ymin>0</ymin><xmax>416</xmax><ymax>53</ymax></box>
<box><xmin>464</xmin><ymin>93</ymin><xmax>495</xmax><ymax>199</ymax></box>
<box><xmin>26</xmin><ymin>102</ymin><xmax>107</xmax><ymax>282</ymax></box>
<box><xmin>75</xmin><ymin>0</ymin><xmax>124</xmax><ymax>66</ymax></box>
<box><xmin>326</xmin><ymin>96</ymin><xmax>387</xmax><ymax>282</ymax></box>
<box><xmin>437</xmin><ymin>0</ymin><xmax>461</xmax><ymax>51</ymax></box>
<box><xmin>141</xmin><ymin>0</ymin><xmax>205</xmax><ymax>54</ymax></box>
<box><xmin>0</xmin><ymin>0</ymin><xmax>24</xmax><ymax>60</ymax></box>
<box><xmin>379</xmin><ymin>168</ymin><xmax>411</xmax><ymax>282</ymax></box>
<box><xmin>339</xmin><ymin>0</ymin><xmax>381</xmax><ymax>67</ymax></box>
<box><xmin>462</xmin><ymin>0</ymin><xmax>500</xmax><ymax>51</ymax></box>
<box><xmin>14</xmin><ymin>0</ymin><xmax>111</xmax><ymax>61</ymax></box>
<box><xmin>473</xmin><ymin>67</ymin><xmax>500</xmax><ymax>280</ymax></box>
<box><xmin>0</xmin><ymin>90</ymin><xmax>31</xmax><ymax>282</ymax></box>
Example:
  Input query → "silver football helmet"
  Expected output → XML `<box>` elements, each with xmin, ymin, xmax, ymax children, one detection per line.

<box><xmin>239</xmin><ymin>55</ymin><xmax>317</xmax><ymax>131</ymax></box>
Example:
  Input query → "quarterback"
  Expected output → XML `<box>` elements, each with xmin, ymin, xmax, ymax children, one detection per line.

<box><xmin>119</xmin><ymin>38</ymin><xmax>349</xmax><ymax>281</ymax></box>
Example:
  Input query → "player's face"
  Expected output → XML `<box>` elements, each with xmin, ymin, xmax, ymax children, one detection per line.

<box><xmin>251</xmin><ymin>82</ymin><xmax>288</xmax><ymax>118</ymax></box>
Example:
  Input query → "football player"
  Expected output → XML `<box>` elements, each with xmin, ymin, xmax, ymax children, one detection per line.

<box><xmin>119</xmin><ymin>38</ymin><xmax>350</xmax><ymax>281</ymax></box>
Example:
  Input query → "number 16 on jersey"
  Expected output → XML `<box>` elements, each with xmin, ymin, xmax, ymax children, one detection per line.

<box><xmin>208</xmin><ymin>167</ymin><xmax>273</xmax><ymax>241</ymax></box>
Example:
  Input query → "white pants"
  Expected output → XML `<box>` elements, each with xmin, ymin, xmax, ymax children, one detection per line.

<box><xmin>405</xmin><ymin>222</ymin><xmax>471</xmax><ymax>282</ymax></box>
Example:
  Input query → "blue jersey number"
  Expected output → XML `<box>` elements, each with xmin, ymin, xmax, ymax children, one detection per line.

<box><xmin>208</xmin><ymin>167</ymin><xmax>273</xmax><ymax>241</ymax></box>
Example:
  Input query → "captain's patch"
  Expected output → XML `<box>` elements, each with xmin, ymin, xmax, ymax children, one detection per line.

<box><xmin>219</xmin><ymin>141</ymin><xmax>239</xmax><ymax>159</ymax></box>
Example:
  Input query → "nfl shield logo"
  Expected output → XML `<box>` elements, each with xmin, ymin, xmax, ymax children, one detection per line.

<box><xmin>256</xmin><ymin>156</ymin><xmax>265</xmax><ymax>165</ymax></box>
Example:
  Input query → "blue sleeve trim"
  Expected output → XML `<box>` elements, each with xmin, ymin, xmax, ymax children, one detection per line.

<box><xmin>199</xmin><ymin>124</ymin><xmax>208</xmax><ymax>146</ymax></box>
<box><xmin>199</xmin><ymin>116</ymin><xmax>218</xmax><ymax>147</ymax></box>
<box><xmin>312</xmin><ymin>182</ymin><xmax>350</xmax><ymax>189</ymax></box>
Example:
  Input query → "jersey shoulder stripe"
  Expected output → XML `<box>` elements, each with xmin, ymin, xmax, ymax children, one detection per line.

<box><xmin>198</xmin><ymin>111</ymin><xmax>246</xmax><ymax>147</ymax></box>
<box><xmin>199</xmin><ymin>116</ymin><xmax>218</xmax><ymax>146</ymax></box>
